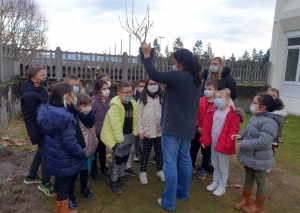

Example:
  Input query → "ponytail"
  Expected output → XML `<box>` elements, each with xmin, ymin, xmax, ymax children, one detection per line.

<box><xmin>256</xmin><ymin>93</ymin><xmax>284</xmax><ymax>112</ymax></box>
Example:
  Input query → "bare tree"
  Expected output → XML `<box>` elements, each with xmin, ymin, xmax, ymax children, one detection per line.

<box><xmin>119</xmin><ymin>2</ymin><xmax>154</xmax><ymax>45</ymax></box>
<box><xmin>0</xmin><ymin>0</ymin><xmax>48</xmax><ymax>50</ymax></box>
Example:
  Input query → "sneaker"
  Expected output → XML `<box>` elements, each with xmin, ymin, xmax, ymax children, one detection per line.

<box><xmin>134</xmin><ymin>155</ymin><xmax>140</xmax><ymax>162</ymax></box>
<box><xmin>80</xmin><ymin>188</ymin><xmax>96</xmax><ymax>199</ymax></box>
<box><xmin>101</xmin><ymin>168</ymin><xmax>111</xmax><ymax>177</ymax></box>
<box><xmin>38</xmin><ymin>183</ymin><xmax>54</xmax><ymax>196</ymax></box>
<box><xmin>24</xmin><ymin>175</ymin><xmax>41</xmax><ymax>184</ymax></box>
<box><xmin>118</xmin><ymin>176</ymin><xmax>133</xmax><ymax>187</ymax></box>
<box><xmin>90</xmin><ymin>171</ymin><xmax>102</xmax><ymax>180</ymax></box>
<box><xmin>109</xmin><ymin>181</ymin><xmax>122</xmax><ymax>195</ymax></box>
<box><xmin>157</xmin><ymin>198</ymin><xmax>163</xmax><ymax>208</ymax></box>
<box><xmin>213</xmin><ymin>186</ymin><xmax>226</xmax><ymax>196</ymax></box>
<box><xmin>125</xmin><ymin>168</ymin><xmax>138</xmax><ymax>176</ymax></box>
<box><xmin>192</xmin><ymin>167</ymin><xmax>196</xmax><ymax>174</ymax></box>
<box><xmin>157</xmin><ymin>170</ymin><xmax>165</xmax><ymax>182</ymax></box>
<box><xmin>68</xmin><ymin>194</ymin><xmax>77</xmax><ymax>210</ymax></box>
<box><xmin>198</xmin><ymin>169</ymin><xmax>207</xmax><ymax>179</ymax></box>
<box><xmin>139</xmin><ymin>172</ymin><xmax>148</xmax><ymax>184</ymax></box>
<box><xmin>206</xmin><ymin>182</ymin><xmax>218</xmax><ymax>192</ymax></box>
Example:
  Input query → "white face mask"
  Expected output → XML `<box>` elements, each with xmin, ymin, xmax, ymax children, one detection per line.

<box><xmin>250</xmin><ymin>105</ymin><xmax>260</xmax><ymax>114</ymax></box>
<box><xmin>80</xmin><ymin>106</ymin><xmax>92</xmax><ymax>115</ymax></box>
<box><xmin>71</xmin><ymin>96</ymin><xmax>78</xmax><ymax>106</ymax></box>
<box><xmin>172</xmin><ymin>65</ymin><xmax>178</xmax><ymax>71</ymax></box>
<box><xmin>210</xmin><ymin>65</ymin><xmax>219</xmax><ymax>73</ymax></box>
<box><xmin>137</xmin><ymin>87</ymin><xmax>144</xmax><ymax>93</ymax></box>
<box><xmin>102</xmin><ymin>89</ymin><xmax>110</xmax><ymax>97</ymax></box>
<box><xmin>148</xmin><ymin>85</ymin><xmax>159</xmax><ymax>93</ymax></box>
<box><xmin>204</xmin><ymin>90</ymin><xmax>213</xmax><ymax>97</ymax></box>
<box><xmin>107</xmin><ymin>81</ymin><xmax>111</xmax><ymax>87</ymax></box>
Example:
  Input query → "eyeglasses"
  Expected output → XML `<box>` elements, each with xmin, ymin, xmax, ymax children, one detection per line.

<box><xmin>119</xmin><ymin>91</ymin><xmax>133</xmax><ymax>95</ymax></box>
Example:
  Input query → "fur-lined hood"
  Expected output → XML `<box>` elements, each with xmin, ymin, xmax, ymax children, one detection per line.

<box><xmin>37</xmin><ymin>104</ymin><xmax>76</xmax><ymax>134</ymax></box>
<box><xmin>235</xmin><ymin>107</ymin><xmax>245</xmax><ymax>123</ymax></box>
<box><xmin>271</xmin><ymin>109</ymin><xmax>288</xmax><ymax>117</ymax></box>
<box><xmin>202</xmin><ymin>66</ymin><xmax>232</xmax><ymax>80</ymax></box>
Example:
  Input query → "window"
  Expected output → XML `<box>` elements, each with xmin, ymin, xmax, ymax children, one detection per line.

<box><xmin>284</xmin><ymin>32</ymin><xmax>300</xmax><ymax>83</ymax></box>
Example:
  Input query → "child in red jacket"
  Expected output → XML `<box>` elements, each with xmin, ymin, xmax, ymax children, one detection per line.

<box><xmin>190</xmin><ymin>80</ymin><xmax>218</xmax><ymax>178</ymax></box>
<box><xmin>201</xmin><ymin>88</ymin><xmax>244</xmax><ymax>196</ymax></box>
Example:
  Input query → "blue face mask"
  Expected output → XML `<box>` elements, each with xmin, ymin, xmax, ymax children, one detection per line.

<box><xmin>123</xmin><ymin>96</ymin><xmax>132</xmax><ymax>102</ymax></box>
<box><xmin>214</xmin><ymin>98</ymin><xmax>225</xmax><ymax>108</ymax></box>
<box><xmin>73</xmin><ymin>86</ymin><xmax>80</xmax><ymax>94</ymax></box>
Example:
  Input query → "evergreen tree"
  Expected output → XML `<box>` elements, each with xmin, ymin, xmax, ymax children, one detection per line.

<box><xmin>229</xmin><ymin>53</ymin><xmax>236</xmax><ymax>62</ymax></box>
<box><xmin>202</xmin><ymin>43</ymin><xmax>214</xmax><ymax>60</ymax></box>
<box><xmin>258</xmin><ymin>49</ymin><xmax>264</xmax><ymax>63</ymax></box>
<box><xmin>153</xmin><ymin>38</ymin><xmax>161</xmax><ymax>57</ymax></box>
<box><xmin>262</xmin><ymin>48</ymin><xmax>270</xmax><ymax>63</ymax></box>
<box><xmin>240</xmin><ymin>50</ymin><xmax>251</xmax><ymax>62</ymax></box>
<box><xmin>192</xmin><ymin>40</ymin><xmax>203</xmax><ymax>58</ymax></box>
<box><xmin>172</xmin><ymin>37</ymin><xmax>184</xmax><ymax>52</ymax></box>
<box><xmin>252</xmin><ymin>48</ymin><xmax>259</xmax><ymax>62</ymax></box>
<box><xmin>164</xmin><ymin>43</ymin><xmax>172</xmax><ymax>58</ymax></box>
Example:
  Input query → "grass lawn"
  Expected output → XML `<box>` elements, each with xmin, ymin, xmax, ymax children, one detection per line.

<box><xmin>0</xmin><ymin>113</ymin><xmax>300</xmax><ymax>213</ymax></box>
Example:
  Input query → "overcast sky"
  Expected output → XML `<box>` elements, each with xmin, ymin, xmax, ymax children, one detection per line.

<box><xmin>39</xmin><ymin>0</ymin><xmax>276</xmax><ymax>58</ymax></box>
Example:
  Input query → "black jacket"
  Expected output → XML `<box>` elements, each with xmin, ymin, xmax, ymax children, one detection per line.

<box><xmin>202</xmin><ymin>67</ymin><xmax>237</xmax><ymax>100</ymax></box>
<box><xmin>21</xmin><ymin>81</ymin><xmax>49</xmax><ymax>144</ymax></box>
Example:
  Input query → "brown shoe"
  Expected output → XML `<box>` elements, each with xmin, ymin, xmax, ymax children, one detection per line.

<box><xmin>234</xmin><ymin>188</ymin><xmax>252</xmax><ymax>209</ymax></box>
<box><xmin>53</xmin><ymin>193</ymin><xmax>57</xmax><ymax>213</ymax></box>
<box><xmin>242</xmin><ymin>195</ymin><xmax>265</xmax><ymax>213</ymax></box>
<box><xmin>56</xmin><ymin>199</ymin><xmax>78</xmax><ymax>213</ymax></box>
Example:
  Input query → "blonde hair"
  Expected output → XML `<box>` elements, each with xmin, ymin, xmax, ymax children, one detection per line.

<box><xmin>267</xmin><ymin>88</ymin><xmax>280</xmax><ymax>98</ymax></box>
<box><xmin>216</xmin><ymin>88</ymin><xmax>231</xmax><ymax>100</ymax></box>
<box><xmin>207</xmin><ymin>57</ymin><xmax>225</xmax><ymax>80</ymax></box>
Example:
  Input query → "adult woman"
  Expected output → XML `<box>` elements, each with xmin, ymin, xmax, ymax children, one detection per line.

<box><xmin>202</xmin><ymin>57</ymin><xmax>237</xmax><ymax>100</ymax></box>
<box><xmin>141</xmin><ymin>44</ymin><xmax>202</xmax><ymax>211</ymax></box>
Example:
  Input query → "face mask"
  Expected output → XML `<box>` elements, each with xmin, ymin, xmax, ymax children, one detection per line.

<box><xmin>107</xmin><ymin>81</ymin><xmax>112</xmax><ymax>87</ymax></box>
<box><xmin>39</xmin><ymin>77</ymin><xmax>48</xmax><ymax>86</ymax></box>
<box><xmin>123</xmin><ymin>96</ymin><xmax>132</xmax><ymax>102</ymax></box>
<box><xmin>210</xmin><ymin>65</ymin><xmax>219</xmax><ymax>73</ymax></box>
<box><xmin>148</xmin><ymin>85</ymin><xmax>159</xmax><ymax>93</ymax></box>
<box><xmin>172</xmin><ymin>65</ymin><xmax>178</xmax><ymax>71</ymax></box>
<box><xmin>204</xmin><ymin>90</ymin><xmax>213</xmax><ymax>98</ymax></box>
<box><xmin>214</xmin><ymin>98</ymin><xmax>225</xmax><ymax>108</ymax></box>
<box><xmin>102</xmin><ymin>89</ymin><xmax>110</xmax><ymax>97</ymax></box>
<box><xmin>137</xmin><ymin>87</ymin><xmax>144</xmax><ymax>93</ymax></box>
<box><xmin>71</xmin><ymin>96</ymin><xmax>78</xmax><ymax>106</ymax></box>
<box><xmin>250</xmin><ymin>105</ymin><xmax>260</xmax><ymax>114</ymax></box>
<box><xmin>73</xmin><ymin>86</ymin><xmax>80</xmax><ymax>94</ymax></box>
<box><xmin>80</xmin><ymin>106</ymin><xmax>92</xmax><ymax>115</ymax></box>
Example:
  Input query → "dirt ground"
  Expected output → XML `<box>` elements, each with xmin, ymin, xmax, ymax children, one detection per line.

<box><xmin>1</xmin><ymin>147</ymin><xmax>300</xmax><ymax>213</ymax></box>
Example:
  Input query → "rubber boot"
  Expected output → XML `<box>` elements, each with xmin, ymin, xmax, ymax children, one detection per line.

<box><xmin>56</xmin><ymin>199</ymin><xmax>78</xmax><ymax>213</ymax></box>
<box><xmin>234</xmin><ymin>188</ymin><xmax>252</xmax><ymax>209</ymax></box>
<box><xmin>242</xmin><ymin>195</ymin><xmax>265</xmax><ymax>213</ymax></box>
<box><xmin>53</xmin><ymin>193</ymin><xmax>57</xmax><ymax>213</ymax></box>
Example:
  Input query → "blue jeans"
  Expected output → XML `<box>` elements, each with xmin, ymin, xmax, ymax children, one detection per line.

<box><xmin>161</xmin><ymin>134</ymin><xmax>192</xmax><ymax>211</ymax></box>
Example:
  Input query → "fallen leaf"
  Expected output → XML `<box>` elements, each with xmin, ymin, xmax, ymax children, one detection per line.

<box><xmin>2</xmin><ymin>136</ymin><xmax>10</xmax><ymax>141</ymax></box>
<box><xmin>279</xmin><ymin>141</ymin><xmax>284</xmax><ymax>143</ymax></box>
<box><xmin>283</xmin><ymin>180</ymin><xmax>287</xmax><ymax>184</ymax></box>
<box><xmin>285</xmin><ymin>120</ymin><xmax>289</xmax><ymax>124</ymax></box>
<box><xmin>229</xmin><ymin>184</ymin><xmax>243</xmax><ymax>188</ymax></box>
<box><xmin>292</xmin><ymin>141</ymin><xmax>296</xmax><ymax>143</ymax></box>
<box><xmin>7</xmin><ymin>128</ymin><xmax>11</xmax><ymax>131</ymax></box>
<box><xmin>5</xmin><ymin>175</ymin><xmax>17</xmax><ymax>182</ymax></box>
<box><xmin>14</xmin><ymin>142</ymin><xmax>22</xmax><ymax>147</ymax></box>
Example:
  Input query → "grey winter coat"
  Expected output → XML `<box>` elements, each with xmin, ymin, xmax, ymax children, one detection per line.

<box><xmin>237</xmin><ymin>110</ymin><xmax>284</xmax><ymax>170</ymax></box>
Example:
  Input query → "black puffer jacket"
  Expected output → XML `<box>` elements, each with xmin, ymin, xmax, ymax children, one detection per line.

<box><xmin>202</xmin><ymin>67</ymin><xmax>237</xmax><ymax>100</ymax></box>
<box><xmin>21</xmin><ymin>81</ymin><xmax>49</xmax><ymax>144</ymax></box>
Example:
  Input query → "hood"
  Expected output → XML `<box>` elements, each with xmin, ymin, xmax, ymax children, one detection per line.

<box><xmin>271</xmin><ymin>109</ymin><xmax>288</xmax><ymax>117</ymax></box>
<box><xmin>202</xmin><ymin>66</ymin><xmax>231</xmax><ymax>80</ymax></box>
<box><xmin>37</xmin><ymin>104</ymin><xmax>76</xmax><ymax>134</ymax></box>
<box><xmin>21</xmin><ymin>80</ymin><xmax>41</xmax><ymax>96</ymax></box>
<box><xmin>234</xmin><ymin>107</ymin><xmax>245</xmax><ymax>123</ymax></box>
<box><xmin>261</xmin><ymin>110</ymin><xmax>284</xmax><ymax>127</ymax></box>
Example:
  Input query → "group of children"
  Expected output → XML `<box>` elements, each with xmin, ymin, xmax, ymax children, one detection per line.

<box><xmin>21</xmin><ymin>66</ymin><xmax>287</xmax><ymax>213</ymax></box>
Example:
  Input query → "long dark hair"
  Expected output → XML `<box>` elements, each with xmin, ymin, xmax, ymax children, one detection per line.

<box><xmin>173</xmin><ymin>49</ymin><xmax>202</xmax><ymax>86</ymax></box>
<box><xmin>50</xmin><ymin>82</ymin><xmax>73</xmax><ymax>105</ymax></box>
<box><xmin>256</xmin><ymin>93</ymin><xmax>284</xmax><ymax>112</ymax></box>
<box><xmin>94</xmin><ymin>79</ymin><xmax>108</xmax><ymax>94</ymax></box>
<box><xmin>139</xmin><ymin>79</ymin><xmax>163</xmax><ymax>105</ymax></box>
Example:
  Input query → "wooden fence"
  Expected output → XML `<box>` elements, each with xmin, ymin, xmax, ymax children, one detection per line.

<box><xmin>0</xmin><ymin>44</ymin><xmax>271</xmax><ymax>84</ymax></box>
